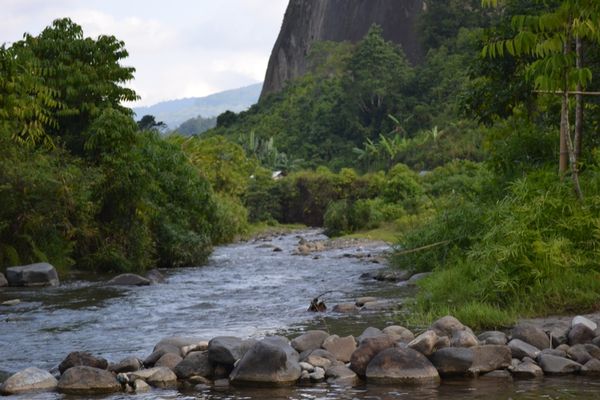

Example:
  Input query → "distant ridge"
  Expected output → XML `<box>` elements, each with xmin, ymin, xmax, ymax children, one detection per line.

<box><xmin>133</xmin><ymin>83</ymin><xmax>262</xmax><ymax>129</ymax></box>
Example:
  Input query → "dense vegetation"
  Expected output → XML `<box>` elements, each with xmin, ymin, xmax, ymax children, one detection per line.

<box><xmin>3</xmin><ymin>0</ymin><xmax>600</xmax><ymax>329</ymax></box>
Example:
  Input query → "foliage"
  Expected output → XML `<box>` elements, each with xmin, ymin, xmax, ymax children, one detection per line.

<box><xmin>176</xmin><ymin>114</ymin><xmax>217</xmax><ymax>136</ymax></box>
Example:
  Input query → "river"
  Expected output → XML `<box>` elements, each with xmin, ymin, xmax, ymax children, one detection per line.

<box><xmin>0</xmin><ymin>230</ymin><xmax>598</xmax><ymax>399</ymax></box>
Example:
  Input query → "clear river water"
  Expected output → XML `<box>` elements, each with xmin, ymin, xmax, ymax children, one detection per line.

<box><xmin>1</xmin><ymin>229</ymin><xmax>599</xmax><ymax>399</ymax></box>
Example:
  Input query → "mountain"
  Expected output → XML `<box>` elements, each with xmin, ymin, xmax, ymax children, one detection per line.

<box><xmin>133</xmin><ymin>83</ymin><xmax>262</xmax><ymax>129</ymax></box>
<box><xmin>260</xmin><ymin>0</ymin><xmax>424</xmax><ymax>99</ymax></box>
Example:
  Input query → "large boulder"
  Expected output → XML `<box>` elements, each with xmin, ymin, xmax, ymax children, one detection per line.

<box><xmin>572</xmin><ymin>316</ymin><xmax>597</xmax><ymax>332</ymax></box>
<box><xmin>430</xmin><ymin>347</ymin><xmax>473</xmax><ymax>377</ymax></box>
<box><xmin>58</xmin><ymin>351</ymin><xmax>108</xmax><ymax>374</ymax></box>
<box><xmin>383</xmin><ymin>326</ymin><xmax>415</xmax><ymax>343</ymax></box>
<box><xmin>511</xmin><ymin>323</ymin><xmax>550</xmax><ymax>350</ymax></box>
<box><xmin>57</xmin><ymin>366</ymin><xmax>120</xmax><ymax>395</ymax></box>
<box><xmin>538</xmin><ymin>354</ymin><xmax>582</xmax><ymax>375</ymax></box>
<box><xmin>291</xmin><ymin>330</ymin><xmax>329</xmax><ymax>352</ymax></box>
<box><xmin>174</xmin><ymin>350</ymin><xmax>214</xmax><ymax>379</ymax></box>
<box><xmin>128</xmin><ymin>367</ymin><xmax>177</xmax><ymax>388</ymax></box>
<box><xmin>229</xmin><ymin>336</ymin><xmax>301</xmax><ymax>386</ymax></box>
<box><xmin>322</xmin><ymin>335</ymin><xmax>357</xmax><ymax>363</ymax></box>
<box><xmin>581</xmin><ymin>359</ymin><xmax>600</xmax><ymax>376</ymax></box>
<box><xmin>408</xmin><ymin>330</ymin><xmax>438</xmax><ymax>356</ymax></box>
<box><xmin>430</xmin><ymin>316</ymin><xmax>465</xmax><ymax>337</ymax></box>
<box><xmin>478</xmin><ymin>331</ymin><xmax>508</xmax><ymax>345</ymax></box>
<box><xmin>0</xmin><ymin>272</ymin><xmax>7</xmax><ymax>287</ymax></box>
<box><xmin>0</xmin><ymin>367</ymin><xmax>58</xmax><ymax>395</ymax></box>
<box><xmin>107</xmin><ymin>273</ymin><xmax>150</xmax><ymax>286</ymax></box>
<box><xmin>568</xmin><ymin>323</ymin><xmax>595</xmax><ymax>345</ymax></box>
<box><xmin>567</xmin><ymin>344</ymin><xmax>593</xmax><ymax>365</ymax></box>
<box><xmin>451</xmin><ymin>330</ymin><xmax>479</xmax><ymax>348</ymax></box>
<box><xmin>508</xmin><ymin>339</ymin><xmax>541</xmax><ymax>360</ymax></box>
<box><xmin>365</xmin><ymin>347</ymin><xmax>440</xmax><ymax>385</ymax></box>
<box><xmin>512</xmin><ymin>360</ymin><xmax>544</xmax><ymax>378</ymax></box>
<box><xmin>325</xmin><ymin>365</ymin><xmax>359</xmax><ymax>385</ymax></box>
<box><xmin>208</xmin><ymin>336</ymin><xmax>256</xmax><ymax>365</ymax></box>
<box><xmin>109</xmin><ymin>357</ymin><xmax>142</xmax><ymax>373</ymax></box>
<box><xmin>470</xmin><ymin>345</ymin><xmax>512</xmax><ymax>375</ymax></box>
<box><xmin>6</xmin><ymin>263</ymin><xmax>59</xmax><ymax>287</ymax></box>
<box><xmin>155</xmin><ymin>352</ymin><xmax>183</xmax><ymax>370</ymax></box>
<box><xmin>350</xmin><ymin>335</ymin><xmax>396</xmax><ymax>376</ymax></box>
<box><xmin>357</xmin><ymin>327</ymin><xmax>384</xmax><ymax>343</ymax></box>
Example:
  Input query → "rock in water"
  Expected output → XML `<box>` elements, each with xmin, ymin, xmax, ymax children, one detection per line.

<box><xmin>408</xmin><ymin>330</ymin><xmax>438</xmax><ymax>356</ymax></box>
<box><xmin>208</xmin><ymin>336</ymin><xmax>255</xmax><ymax>366</ymax></box>
<box><xmin>0</xmin><ymin>272</ymin><xmax>7</xmax><ymax>287</ymax></box>
<box><xmin>0</xmin><ymin>367</ymin><xmax>58</xmax><ymax>395</ymax></box>
<box><xmin>155</xmin><ymin>352</ymin><xmax>183</xmax><ymax>370</ymax></box>
<box><xmin>230</xmin><ymin>336</ymin><xmax>301</xmax><ymax>385</ymax></box>
<box><xmin>59</xmin><ymin>352</ymin><xmax>108</xmax><ymax>374</ymax></box>
<box><xmin>569</xmin><ymin>323</ymin><xmax>595</xmax><ymax>345</ymax></box>
<box><xmin>470</xmin><ymin>345</ymin><xmax>512</xmax><ymax>375</ymax></box>
<box><xmin>508</xmin><ymin>339</ymin><xmax>541</xmax><ymax>360</ymax></box>
<box><xmin>107</xmin><ymin>273</ymin><xmax>151</xmax><ymax>286</ymax></box>
<box><xmin>429</xmin><ymin>347</ymin><xmax>474</xmax><ymax>377</ymax></box>
<box><xmin>538</xmin><ymin>354</ymin><xmax>582</xmax><ymax>375</ymax></box>
<box><xmin>291</xmin><ymin>330</ymin><xmax>329</xmax><ymax>352</ymax></box>
<box><xmin>350</xmin><ymin>335</ymin><xmax>396</xmax><ymax>376</ymax></box>
<box><xmin>6</xmin><ymin>263</ymin><xmax>59</xmax><ymax>287</ymax></box>
<box><xmin>365</xmin><ymin>347</ymin><xmax>440</xmax><ymax>385</ymax></box>
<box><xmin>322</xmin><ymin>335</ymin><xmax>357</xmax><ymax>363</ymax></box>
<box><xmin>511</xmin><ymin>323</ymin><xmax>550</xmax><ymax>350</ymax></box>
<box><xmin>57</xmin><ymin>366</ymin><xmax>120</xmax><ymax>395</ymax></box>
<box><xmin>174</xmin><ymin>351</ymin><xmax>214</xmax><ymax>379</ymax></box>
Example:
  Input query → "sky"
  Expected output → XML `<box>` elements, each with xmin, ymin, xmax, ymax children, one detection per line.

<box><xmin>1</xmin><ymin>0</ymin><xmax>288</xmax><ymax>106</ymax></box>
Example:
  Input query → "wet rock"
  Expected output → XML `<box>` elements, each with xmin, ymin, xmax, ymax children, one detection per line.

<box><xmin>332</xmin><ymin>303</ymin><xmax>358</xmax><ymax>313</ymax></box>
<box><xmin>373</xmin><ymin>270</ymin><xmax>412</xmax><ymax>282</ymax></box>
<box><xmin>435</xmin><ymin>335</ymin><xmax>451</xmax><ymax>350</ymax></box>
<box><xmin>358</xmin><ymin>327</ymin><xmax>384</xmax><ymax>343</ymax></box>
<box><xmin>58</xmin><ymin>351</ymin><xmax>108</xmax><ymax>374</ymax></box>
<box><xmin>109</xmin><ymin>357</ymin><xmax>142</xmax><ymax>373</ymax></box>
<box><xmin>309</xmin><ymin>367</ymin><xmax>325</xmax><ymax>382</ymax></box>
<box><xmin>325</xmin><ymin>365</ymin><xmax>359</xmax><ymax>385</ymax></box>
<box><xmin>6</xmin><ymin>263</ymin><xmax>59</xmax><ymax>287</ymax></box>
<box><xmin>129</xmin><ymin>367</ymin><xmax>177</xmax><ymax>388</ymax></box>
<box><xmin>539</xmin><ymin>348</ymin><xmax>567</xmax><ymax>359</ymax></box>
<box><xmin>299</xmin><ymin>362</ymin><xmax>314</xmax><ymax>372</ymax></box>
<box><xmin>430</xmin><ymin>316</ymin><xmax>465</xmax><ymax>337</ymax></box>
<box><xmin>155</xmin><ymin>352</ymin><xmax>183</xmax><ymax>370</ymax></box>
<box><xmin>144</xmin><ymin>348</ymin><xmax>177</xmax><ymax>367</ymax></box>
<box><xmin>107</xmin><ymin>273</ymin><xmax>151</xmax><ymax>286</ymax></box>
<box><xmin>584</xmin><ymin>344</ymin><xmax>600</xmax><ymax>359</ymax></box>
<box><xmin>322</xmin><ymin>335</ymin><xmax>356</xmax><ymax>363</ymax></box>
<box><xmin>538</xmin><ymin>354</ymin><xmax>582</xmax><ymax>375</ymax></box>
<box><xmin>57</xmin><ymin>366</ymin><xmax>120</xmax><ymax>395</ymax></box>
<box><xmin>481</xmin><ymin>370</ymin><xmax>512</xmax><ymax>380</ymax></box>
<box><xmin>291</xmin><ymin>330</ymin><xmax>329</xmax><ymax>352</ymax></box>
<box><xmin>0</xmin><ymin>272</ymin><xmax>7</xmax><ymax>287</ymax></box>
<box><xmin>350</xmin><ymin>335</ymin><xmax>396</xmax><ymax>376</ymax></box>
<box><xmin>132</xmin><ymin>379</ymin><xmax>150</xmax><ymax>392</ymax></box>
<box><xmin>430</xmin><ymin>347</ymin><xmax>474</xmax><ymax>377</ymax></box>
<box><xmin>303</xmin><ymin>349</ymin><xmax>338</xmax><ymax>363</ymax></box>
<box><xmin>365</xmin><ymin>347</ymin><xmax>440</xmax><ymax>385</ymax></box>
<box><xmin>1</xmin><ymin>299</ymin><xmax>20</xmax><ymax>306</ymax></box>
<box><xmin>470</xmin><ymin>345</ymin><xmax>512</xmax><ymax>375</ymax></box>
<box><xmin>581</xmin><ymin>359</ymin><xmax>600</xmax><ymax>376</ymax></box>
<box><xmin>512</xmin><ymin>360</ymin><xmax>544</xmax><ymax>378</ymax></box>
<box><xmin>208</xmin><ymin>336</ymin><xmax>255</xmax><ymax>366</ymax></box>
<box><xmin>145</xmin><ymin>269</ymin><xmax>165</xmax><ymax>284</ymax></box>
<box><xmin>362</xmin><ymin>300</ymin><xmax>394</xmax><ymax>311</ymax></box>
<box><xmin>229</xmin><ymin>336</ymin><xmax>301</xmax><ymax>386</ymax></box>
<box><xmin>549</xmin><ymin>325</ymin><xmax>570</xmax><ymax>347</ymax></box>
<box><xmin>508</xmin><ymin>339</ymin><xmax>541</xmax><ymax>360</ymax></box>
<box><xmin>569</xmin><ymin>323</ymin><xmax>595</xmax><ymax>345</ymax></box>
<box><xmin>0</xmin><ymin>367</ymin><xmax>58</xmax><ymax>395</ymax></box>
<box><xmin>356</xmin><ymin>297</ymin><xmax>377</xmax><ymax>306</ymax></box>
<box><xmin>214</xmin><ymin>378</ymin><xmax>230</xmax><ymax>388</ymax></box>
<box><xmin>383</xmin><ymin>326</ymin><xmax>414</xmax><ymax>343</ymax></box>
<box><xmin>175</xmin><ymin>350</ymin><xmax>214</xmax><ymax>379</ymax></box>
<box><xmin>408</xmin><ymin>330</ymin><xmax>438</xmax><ymax>356</ymax></box>
<box><xmin>567</xmin><ymin>344</ymin><xmax>592</xmax><ymax>364</ymax></box>
<box><xmin>573</xmin><ymin>316</ymin><xmax>597</xmax><ymax>332</ymax></box>
<box><xmin>305</xmin><ymin>355</ymin><xmax>332</xmax><ymax>369</ymax></box>
<box><xmin>512</xmin><ymin>323</ymin><xmax>550</xmax><ymax>350</ymax></box>
<box><xmin>478</xmin><ymin>331</ymin><xmax>507</xmax><ymax>346</ymax></box>
<box><xmin>181</xmin><ymin>341</ymin><xmax>209</xmax><ymax>357</ymax></box>
<box><xmin>451</xmin><ymin>330</ymin><xmax>479</xmax><ymax>348</ymax></box>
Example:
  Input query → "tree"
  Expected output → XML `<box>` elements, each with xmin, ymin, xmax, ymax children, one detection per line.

<box><xmin>137</xmin><ymin>115</ymin><xmax>167</xmax><ymax>132</ymax></box>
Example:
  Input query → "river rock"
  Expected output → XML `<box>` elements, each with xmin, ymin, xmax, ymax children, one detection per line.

<box><xmin>326</xmin><ymin>365</ymin><xmax>359</xmax><ymax>385</ymax></box>
<box><xmin>291</xmin><ymin>330</ymin><xmax>329</xmax><ymax>352</ymax></box>
<box><xmin>174</xmin><ymin>350</ymin><xmax>214</xmax><ymax>379</ymax></box>
<box><xmin>569</xmin><ymin>323</ymin><xmax>595</xmax><ymax>345</ymax></box>
<box><xmin>512</xmin><ymin>360</ymin><xmax>544</xmax><ymax>378</ymax></box>
<box><xmin>584</xmin><ymin>344</ymin><xmax>600</xmax><ymax>359</ymax></box>
<box><xmin>155</xmin><ymin>352</ymin><xmax>183</xmax><ymax>370</ymax></box>
<box><xmin>538</xmin><ymin>354</ymin><xmax>582</xmax><ymax>375</ymax></box>
<box><xmin>229</xmin><ymin>336</ymin><xmax>301</xmax><ymax>386</ymax></box>
<box><xmin>478</xmin><ymin>331</ymin><xmax>508</xmax><ymax>345</ymax></box>
<box><xmin>508</xmin><ymin>339</ymin><xmax>541</xmax><ymax>360</ymax></box>
<box><xmin>383</xmin><ymin>326</ymin><xmax>415</xmax><ymax>343</ymax></box>
<box><xmin>145</xmin><ymin>269</ymin><xmax>165</xmax><ymax>283</ymax></box>
<box><xmin>309</xmin><ymin>367</ymin><xmax>325</xmax><ymax>381</ymax></box>
<box><xmin>470</xmin><ymin>345</ymin><xmax>512</xmax><ymax>375</ymax></box>
<box><xmin>208</xmin><ymin>336</ymin><xmax>254</xmax><ymax>365</ymax></box>
<box><xmin>154</xmin><ymin>336</ymin><xmax>202</xmax><ymax>354</ymax></box>
<box><xmin>408</xmin><ymin>330</ymin><xmax>438</xmax><ymax>356</ymax></box>
<box><xmin>430</xmin><ymin>316</ymin><xmax>465</xmax><ymax>337</ymax></box>
<box><xmin>299</xmin><ymin>362</ymin><xmax>314</xmax><ymax>372</ymax></box>
<box><xmin>538</xmin><ymin>348</ymin><xmax>567</xmax><ymax>360</ymax></box>
<box><xmin>365</xmin><ymin>347</ymin><xmax>440</xmax><ymax>385</ymax></box>
<box><xmin>451</xmin><ymin>330</ymin><xmax>479</xmax><ymax>348</ymax></box>
<box><xmin>132</xmin><ymin>379</ymin><xmax>150</xmax><ymax>392</ymax></box>
<box><xmin>358</xmin><ymin>327</ymin><xmax>384</xmax><ymax>343</ymax></box>
<box><xmin>567</xmin><ymin>344</ymin><xmax>593</xmax><ymax>364</ymax></box>
<box><xmin>322</xmin><ymin>335</ymin><xmax>356</xmax><ymax>363</ymax></box>
<box><xmin>332</xmin><ymin>303</ymin><xmax>358</xmax><ymax>313</ymax></box>
<box><xmin>430</xmin><ymin>347</ymin><xmax>474</xmax><ymax>377</ymax></box>
<box><xmin>481</xmin><ymin>370</ymin><xmax>513</xmax><ymax>380</ymax></box>
<box><xmin>57</xmin><ymin>366</ymin><xmax>120</xmax><ymax>395</ymax></box>
<box><xmin>181</xmin><ymin>341</ymin><xmax>209</xmax><ymax>356</ymax></box>
<box><xmin>581</xmin><ymin>358</ymin><xmax>600</xmax><ymax>376</ymax></box>
<box><xmin>107</xmin><ymin>273</ymin><xmax>151</xmax><ymax>286</ymax></box>
<box><xmin>109</xmin><ymin>357</ymin><xmax>142</xmax><ymax>373</ymax></box>
<box><xmin>129</xmin><ymin>367</ymin><xmax>177</xmax><ymax>388</ymax></box>
<box><xmin>0</xmin><ymin>273</ymin><xmax>7</xmax><ymax>287</ymax></box>
<box><xmin>0</xmin><ymin>367</ymin><xmax>58</xmax><ymax>395</ymax></box>
<box><xmin>512</xmin><ymin>323</ymin><xmax>550</xmax><ymax>350</ymax></box>
<box><xmin>350</xmin><ymin>335</ymin><xmax>396</xmax><ymax>376</ymax></box>
<box><xmin>356</xmin><ymin>296</ymin><xmax>378</xmax><ymax>306</ymax></box>
<box><xmin>549</xmin><ymin>325</ymin><xmax>570</xmax><ymax>347</ymax></box>
<box><xmin>573</xmin><ymin>316</ymin><xmax>597</xmax><ymax>331</ymax></box>
<box><xmin>6</xmin><ymin>263</ymin><xmax>59</xmax><ymax>287</ymax></box>
<box><xmin>58</xmin><ymin>351</ymin><xmax>108</xmax><ymax>374</ymax></box>
<box><xmin>305</xmin><ymin>354</ymin><xmax>332</xmax><ymax>369</ymax></box>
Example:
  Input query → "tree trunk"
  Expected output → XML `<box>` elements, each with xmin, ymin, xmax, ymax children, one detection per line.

<box><xmin>575</xmin><ymin>37</ymin><xmax>583</xmax><ymax>164</ymax></box>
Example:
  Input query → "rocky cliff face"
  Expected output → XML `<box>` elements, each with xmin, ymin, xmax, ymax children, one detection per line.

<box><xmin>260</xmin><ymin>0</ymin><xmax>425</xmax><ymax>99</ymax></box>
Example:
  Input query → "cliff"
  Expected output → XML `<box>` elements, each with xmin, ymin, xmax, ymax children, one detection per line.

<box><xmin>260</xmin><ymin>0</ymin><xmax>425</xmax><ymax>99</ymax></box>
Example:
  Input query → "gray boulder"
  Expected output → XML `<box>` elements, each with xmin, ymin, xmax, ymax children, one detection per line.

<box><xmin>107</xmin><ymin>273</ymin><xmax>150</xmax><ymax>286</ymax></box>
<box><xmin>357</xmin><ymin>327</ymin><xmax>384</xmax><ymax>343</ymax></box>
<box><xmin>567</xmin><ymin>344</ymin><xmax>592</xmax><ymax>365</ymax></box>
<box><xmin>0</xmin><ymin>367</ymin><xmax>58</xmax><ymax>395</ymax></box>
<box><xmin>365</xmin><ymin>347</ymin><xmax>440</xmax><ymax>385</ymax></box>
<box><xmin>58</xmin><ymin>351</ymin><xmax>108</xmax><ymax>374</ymax></box>
<box><xmin>408</xmin><ymin>330</ymin><xmax>438</xmax><ymax>356</ymax></box>
<box><xmin>584</xmin><ymin>344</ymin><xmax>600</xmax><ymax>359</ymax></box>
<box><xmin>322</xmin><ymin>335</ymin><xmax>356</xmax><ymax>363</ymax></box>
<box><xmin>481</xmin><ymin>370</ymin><xmax>512</xmax><ymax>380</ymax></box>
<box><xmin>155</xmin><ymin>352</ymin><xmax>182</xmax><ymax>370</ymax></box>
<box><xmin>569</xmin><ymin>323</ymin><xmax>595</xmax><ymax>345</ymax></box>
<box><xmin>429</xmin><ymin>347</ymin><xmax>474</xmax><ymax>377</ymax></box>
<box><xmin>229</xmin><ymin>336</ymin><xmax>301</xmax><ymax>385</ymax></box>
<box><xmin>383</xmin><ymin>326</ymin><xmax>415</xmax><ymax>343</ymax></box>
<box><xmin>291</xmin><ymin>330</ymin><xmax>329</xmax><ymax>352</ymax></box>
<box><xmin>109</xmin><ymin>357</ymin><xmax>142</xmax><ymax>373</ymax></box>
<box><xmin>325</xmin><ymin>365</ymin><xmax>359</xmax><ymax>385</ymax></box>
<box><xmin>174</xmin><ymin>351</ymin><xmax>214</xmax><ymax>379</ymax></box>
<box><xmin>430</xmin><ymin>316</ymin><xmax>465</xmax><ymax>337</ymax></box>
<box><xmin>478</xmin><ymin>331</ymin><xmax>508</xmax><ymax>345</ymax></box>
<box><xmin>470</xmin><ymin>345</ymin><xmax>512</xmax><ymax>375</ymax></box>
<box><xmin>581</xmin><ymin>358</ymin><xmax>600</xmax><ymax>376</ymax></box>
<box><xmin>128</xmin><ymin>367</ymin><xmax>177</xmax><ymax>388</ymax></box>
<box><xmin>57</xmin><ymin>366</ymin><xmax>120</xmax><ymax>395</ymax></box>
<box><xmin>6</xmin><ymin>263</ymin><xmax>59</xmax><ymax>287</ymax></box>
<box><xmin>508</xmin><ymin>339</ymin><xmax>541</xmax><ymax>360</ymax></box>
<box><xmin>0</xmin><ymin>272</ymin><xmax>7</xmax><ymax>287</ymax></box>
<box><xmin>573</xmin><ymin>316</ymin><xmax>597</xmax><ymax>331</ymax></box>
<box><xmin>332</xmin><ymin>303</ymin><xmax>358</xmax><ymax>313</ymax></box>
<box><xmin>511</xmin><ymin>323</ymin><xmax>550</xmax><ymax>350</ymax></box>
<box><xmin>208</xmin><ymin>336</ymin><xmax>255</xmax><ymax>365</ymax></box>
<box><xmin>512</xmin><ymin>360</ymin><xmax>544</xmax><ymax>378</ymax></box>
<box><xmin>145</xmin><ymin>269</ymin><xmax>165</xmax><ymax>283</ymax></box>
<box><xmin>538</xmin><ymin>354</ymin><xmax>582</xmax><ymax>375</ymax></box>
<box><xmin>451</xmin><ymin>330</ymin><xmax>479</xmax><ymax>348</ymax></box>
<box><xmin>350</xmin><ymin>335</ymin><xmax>396</xmax><ymax>376</ymax></box>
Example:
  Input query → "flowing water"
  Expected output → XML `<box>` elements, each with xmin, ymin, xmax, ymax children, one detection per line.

<box><xmin>0</xmin><ymin>230</ymin><xmax>598</xmax><ymax>399</ymax></box>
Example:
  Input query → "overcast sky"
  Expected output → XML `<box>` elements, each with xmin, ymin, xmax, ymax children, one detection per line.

<box><xmin>1</xmin><ymin>0</ymin><xmax>288</xmax><ymax>106</ymax></box>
